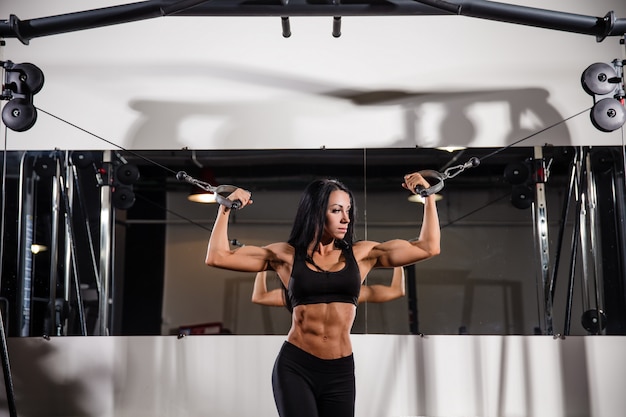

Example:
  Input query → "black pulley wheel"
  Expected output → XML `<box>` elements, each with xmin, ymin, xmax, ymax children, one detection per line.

<box><xmin>581</xmin><ymin>309</ymin><xmax>607</xmax><ymax>333</ymax></box>
<box><xmin>2</xmin><ymin>98</ymin><xmax>38</xmax><ymax>132</ymax></box>
<box><xmin>590</xmin><ymin>98</ymin><xmax>626</xmax><ymax>132</ymax></box>
<box><xmin>34</xmin><ymin>156</ymin><xmax>56</xmax><ymax>178</ymax></box>
<box><xmin>581</xmin><ymin>63</ymin><xmax>617</xmax><ymax>96</ymax></box>
<box><xmin>511</xmin><ymin>185</ymin><xmax>533</xmax><ymax>209</ymax></box>
<box><xmin>11</xmin><ymin>63</ymin><xmax>45</xmax><ymax>94</ymax></box>
<box><xmin>116</xmin><ymin>164</ymin><xmax>140</xmax><ymax>185</ymax></box>
<box><xmin>71</xmin><ymin>151</ymin><xmax>95</xmax><ymax>168</ymax></box>
<box><xmin>112</xmin><ymin>187</ymin><xmax>136</xmax><ymax>210</ymax></box>
<box><xmin>504</xmin><ymin>162</ymin><xmax>530</xmax><ymax>185</ymax></box>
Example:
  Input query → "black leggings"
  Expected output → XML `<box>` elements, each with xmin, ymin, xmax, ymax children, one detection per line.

<box><xmin>271</xmin><ymin>341</ymin><xmax>356</xmax><ymax>417</ymax></box>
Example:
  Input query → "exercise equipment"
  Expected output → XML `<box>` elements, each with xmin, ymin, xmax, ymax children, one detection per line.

<box><xmin>1</xmin><ymin>61</ymin><xmax>44</xmax><ymax>132</ymax></box>
<box><xmin>176</xmin><ymin>171</ymin><xmax>246</xmax><ymax>210</ymax></box>
<box><xmin>413</xmin><ymin>157</ymin><xmax>481</xmax><ymax>197</ymax></box>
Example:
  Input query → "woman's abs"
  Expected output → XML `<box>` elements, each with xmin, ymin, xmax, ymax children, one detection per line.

<box><xmin>287</xmin><ymin>302</ymin><xmax>356</xmax><ymax>359</ymax></box>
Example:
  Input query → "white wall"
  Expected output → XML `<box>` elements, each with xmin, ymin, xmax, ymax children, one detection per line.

<box><xmin>1</xmin><ymin>335</ymin><xmax>626</xmax><ymax>417</ymax></box>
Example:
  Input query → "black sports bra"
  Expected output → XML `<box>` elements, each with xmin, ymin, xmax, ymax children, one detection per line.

<box><xmin>287</xmin><ymin>247</ymin><xmax>361</xmax><ymax>309</ymax></box>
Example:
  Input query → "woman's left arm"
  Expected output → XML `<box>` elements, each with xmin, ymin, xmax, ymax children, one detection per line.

<box><xmin>251</xmin><ymin>271</ymin><xmax>286</xmax><ymax>307</ymax></box>
<box><xmin>365</xmin><ymin>172</ymin><xmax>441</xmax><ymax>268</ymax></box>
<box><xmin>358</xmin><ymin>267</ymin><xmax>406</xmax><ymax>304</ymax></box>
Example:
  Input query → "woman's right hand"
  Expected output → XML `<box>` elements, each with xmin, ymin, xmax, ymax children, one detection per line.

<box><xmin>402</xmin><ymin>172</ymin><xmax>430</xmax><ymax>195</ymax></box>
<box><xmin>225</xmin><ymin>188</ymin><xmax>253</xmax><ymax>209</ymax></box>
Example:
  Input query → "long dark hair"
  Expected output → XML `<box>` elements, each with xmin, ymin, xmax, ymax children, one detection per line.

<box><xmin>287</xmin><ymin>178</ymin><xmax>356</xmax><ymax>258</ymax></box>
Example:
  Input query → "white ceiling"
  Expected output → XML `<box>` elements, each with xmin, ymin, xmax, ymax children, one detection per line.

<box><xmin>1</xmin><ymin>0</ymin><xmax>625</xmax><ymax>151</ymax></box>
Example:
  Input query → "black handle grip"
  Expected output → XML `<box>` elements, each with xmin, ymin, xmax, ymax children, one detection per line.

<box><xmin>413</xmin><ymin>169</ymin><xmax>445</xmax><ymax>197</ymax></box>
<box><xmin>215</xmin><ymin>194</ymin><xmax>241</xmax><ymax>209</ymax></box>
<box><xmin>415</xmin><ymin>185</ymin><xmax>435</xmax><ymax>197</ymax></box>
<box><xmin>213</xmin><ymin>185</ymin><xmax>249</xmax><ymax>210</ymax></box>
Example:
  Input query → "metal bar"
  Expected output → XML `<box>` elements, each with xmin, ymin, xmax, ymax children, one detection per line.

<box><xmin>585</xmin><ymin>148</ymin><xmax>605</xmax><ymax>333</ymax></box>
<box><xmin>62</xmin><ymin>154</ymin><xmax>73</xmax><ymax>334</ymax></box>
<box><xmin>46</xmin><ymin>157</ymin><xmax>61</xmax><ymax>337</ymax></box>
<box><xmin>0</xmin><ymin>311</ymin><xmax>16</xmax><ymax>417</ymax></box>
<box><xmin>549</xmin><ymin>155</ymin><xmax>576</xmax><ymax>304</ymax></box>
<box><xmin>434</xmin><ymin>0</ymin><xmax>626</xmax><ymax>40</ymax></box>
<box><xmin>578</xmin><ymin>148</ymin><xmax>592</xmax><ymax>315</ymax></box>
<box><xmin>332</xmin><ymin>16</ymin><xmax>342</xmax><ymax>38</ymax></box>
<box><xmin>532</xmin><ymin>146</ymin><xmax>552</xmax><ymax>335</ymax></box>
<box><xmin>405</xmin><ymin>265</ymin><xmax>419</xmax><ymax>334</ymax></box>
<box><xmin>563</xmin><ymin>148</ymin><xmax>582</xmax><ymax>336</ymax></box>
<box><xmin>2</xmin><ymin>0</ymin><xmax>625</xmax><ymax>44</ymax></box>
<box><xmin>120</xmin><ymin>217</ymin><xmax>561</xmax><ymax>227</ymax></box>
<box><xmin>564</xmin><ymin>207</ymin><xmax>580</xmax><ymax>336</ymax></box>
<box><xmin>0</xmin><ymin>59</ymin><xmax>17</xmax><ymax>417</ymax></box>
<box><xmin>98</xmin><ymin>151</ymin><xmax>113</xmax><ymax>336</ymax></box>
<box><xmin>16</xmin><ymin>152</ymin><xmax>34</xmax><ymax>337</ymax></box>
<box><xmin>280</xmin><ymin>16</ymin><xmax>291</xmax><ymax>38</ymax></box>
<box><xmin>71</xmin><ymin>165</ymin><xmax>102</xmax><ymax>298</ymax></box>
<box><xmin>58</xmin><ymin>154</ymin><xmax>88</xmax><ymax>336</ymax></box>
<box><xmin>0</xmin><ymin>0</ymin><xmax>446</xmax><ymax>44</ymax></box>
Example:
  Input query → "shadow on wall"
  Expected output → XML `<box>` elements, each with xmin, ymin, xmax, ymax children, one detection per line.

<box><xmin>123</xmin><ymin>87</ymin><xmax>571</xmax><ymax>150</ymax></box>
<box><xmin>389</xmin><ymin>87</ymin><xmax>570</xmax><ymax>148</ymax></box>
<box><xmin>125</xmin><ymin>97</ymin><xmax>340</xmax><ymax>150</ymax></box>
<box><xmin>2</xmin><ymin>337</ymin><xmax>116</xmax><ymax>416</ymax></box>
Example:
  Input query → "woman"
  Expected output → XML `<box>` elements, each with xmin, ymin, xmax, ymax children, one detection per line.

<box><xmin>251</xmin><ymin>267</ymin><xmax>406</xmax><ymax>311</ymax></box>
<box><xmin>205</xmin><ymin>173</ymin><xmax>440</xmax><ymax>417</ymax></box>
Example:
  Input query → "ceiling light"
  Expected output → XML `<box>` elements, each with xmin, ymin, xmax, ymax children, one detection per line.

<box><xmin>188</xmin><ymin>189</ymin><xmax>217</xmax><ymax>204</ymax></box>
<box><xmin>31</xmin><ymin>244</ymin><xmax>48</xmax><ymax>254</ymax></box>
<box><xmin>187</xmin><ymin>167</ymin><xmax>219</xmax><ymax>204</ymax></box>
<box><xmin>436</xmin><ymin>146</ymin><xmax>466</xmax><ymax>153</ymax></box>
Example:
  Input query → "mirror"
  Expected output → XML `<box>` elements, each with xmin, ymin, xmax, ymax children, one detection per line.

<box><xmin>1</xmin><ymin>146</ymin><xmax>624</xmax><ymax>337</ymax></box>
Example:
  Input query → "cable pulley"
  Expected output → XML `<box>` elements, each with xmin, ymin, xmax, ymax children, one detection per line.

<box><xmin>590</xmin><ymin>97</ymin><xmax>626</xmax><ymax>132</ymax></box>
<box><xmin>3</xmin><ymin>62</ymin><xmax>45</xmax><ymax>95</ymax></box>
<box><xmin>1</xmin><ymin>61</ymin><xmax>45</xmax><ymax>132</ymax></box>
<box><xmin>414</xmin><ymin>157</ymin><xmax>481</xmax><ymax>197</ymax></box>
<box><xmin>580</xmin><ymin>60</ymin><xmax>626</xmax><ymax>132</ymax></box>
<box><xmin>112</xmin><ymin>186</ymin><xmax>136</xmax><ymax>210</ymax></box>
<box><xmin>581</xmin><ymin>62</ymin><xmax>619</xmax><ymax>96</ymax></box>
<box><xmin>581</xmin><ymin>309</ymin><xmax>607</xmax><ymax>334</ymax></box>
<box><xmin>115</xmin><ymin>163</ymin><xmax>140</xmax><ymax>185</ymax></box>
<box><xmin>1</xmin><ymin>98</ymin><xmax>37</xmax><ymax>132</ymax></box>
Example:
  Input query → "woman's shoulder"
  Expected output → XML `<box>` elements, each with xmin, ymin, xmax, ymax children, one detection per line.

<box><xmin>351</xmin><ymin>240</ymin><xmax>380</xmax><ymax>257</ymax></box>
<box><xmin>352</xmin><ymin>240</ymin><xmax>379</xmax><ymax>249</ymax></box>
<box><xmin>263</xmin><ymin>242</ymin><xmax>295</xmax><ymax>259</ymax></box>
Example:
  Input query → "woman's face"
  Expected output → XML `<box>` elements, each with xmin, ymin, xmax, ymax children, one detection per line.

<box><xmin>324</xmin><ymin>190</ymin><xmax>351</xmax><ymax>241</ymax></box>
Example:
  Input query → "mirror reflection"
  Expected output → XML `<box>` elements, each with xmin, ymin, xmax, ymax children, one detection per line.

<box><xmin>2</xmin><ymin>146</ymin><xmax>624</xmax><ymax>337</ymax></box>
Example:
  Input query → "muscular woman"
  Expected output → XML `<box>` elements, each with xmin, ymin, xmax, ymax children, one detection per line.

<box><xmin>205</xmin><ymin>174</ymin><xmax>440</xmax><ymax>417</ymax></box>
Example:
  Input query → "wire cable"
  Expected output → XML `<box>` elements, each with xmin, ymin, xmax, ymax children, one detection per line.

<box><xmin>440</xmin><ymin>193</ymin><xmax>511</xmax><ymax>229</ymax></box>
<box><xmin>35</xmin><ymin>107</ymin><xmax>177</xmax><ymax>175</ymax></box>
<box><xmin>415</xmin><ymin>107</ymin><xmax>591</xmax><ymax>197</ymax></box>
<box><xmin>34</xmin><ymin>106</ymin><xmax>589</xmax><ymax>235</ymax></box>
<box><xmin>480</xmin><ymin>107</ymin><xmax>591</xmax><ymax>162</ymax></box>
<box><xmin>0</xmin><ymin>118</ymin><xmax>18</xmax><ymax>417</ymax></box>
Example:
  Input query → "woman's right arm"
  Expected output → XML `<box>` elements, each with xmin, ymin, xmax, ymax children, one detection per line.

<box><xmin>205</xmin><ymin>188</ymin><xmax>279</xmax><ymax>272</ymax></box>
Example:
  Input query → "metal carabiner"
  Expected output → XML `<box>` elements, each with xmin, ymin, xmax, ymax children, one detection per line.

<box><xmin>176</xmin><ymin>171</ymin><xmax>248</xmax><ymax>209</ymax></box>
<box><xmin>414</xmin><ymin>157</ymin><xmax>480</xmax><ymax>197</ymax></box>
